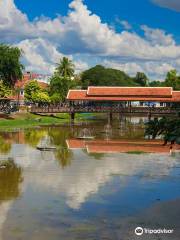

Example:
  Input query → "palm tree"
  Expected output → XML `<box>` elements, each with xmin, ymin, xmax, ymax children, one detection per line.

<box><xmin>56</xmin><ymin>57</ymin><xmax>75</xmax><ymax>78</ymax></box>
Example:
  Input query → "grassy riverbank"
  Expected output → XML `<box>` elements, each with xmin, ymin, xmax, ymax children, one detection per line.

<box><xmin>0</xmin><ymin>112</ymin><xmax>100</xmax><ymax>130</ymax></box>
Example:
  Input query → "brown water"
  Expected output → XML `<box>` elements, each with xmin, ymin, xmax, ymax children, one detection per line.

<box><xmin>0</xmin><ymin>117</ymin><xmax>180</xmax><ymax>240</ymax></box>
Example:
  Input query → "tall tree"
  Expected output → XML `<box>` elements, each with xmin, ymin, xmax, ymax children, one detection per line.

<box><xmin>49</xmin><ymin>74</ymin><xmax>76</xmax><ymax>102</ymax></box>
<box><xmin>49</xmin><ymin>57</ymin><xmax>76</xmax><ymax>102</ymax></box>
<box><xmin>134</xmin><ymin>72</ymin><xmax>149</xmax><ymax>86</ymax></box>
<box><xmin>56</xmin><ymin>57</ymin><xmax>75</xmax><ymax>78</ymax></box>
<box><xmin>165</xmin><ymin>69</ymin><xmax>180</xmax><ymax>90</ymax></box>
<box><xmin>0</xmin><ymin>44</ymin><xmax>24</xmax><ymax>87</ymax></box>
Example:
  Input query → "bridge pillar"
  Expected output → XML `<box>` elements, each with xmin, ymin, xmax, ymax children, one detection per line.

<box><xmin>108</xmin><ymin>112</ymin><xmax>113</xmax><ymax>124</ymax></box>
<box><xmin>148</xmin><ymin>111</ymin><xmax>152</xmax><ymax>121</ymax></box>
<box><xmin>70</xmin><ymin>112</ymin><xmax>75</xmax><ymax>123</ymax></box>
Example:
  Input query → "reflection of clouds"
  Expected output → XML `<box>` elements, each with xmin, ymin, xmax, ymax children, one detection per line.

<box><xmin>115</xmin><ymin>199</ymin><xmax>180</xmax><ymax>240</ymax></box>
<box><xmin>5</xmin><ymin>144</ymin><xmax>180</xmax><ymax>210</ymax></box>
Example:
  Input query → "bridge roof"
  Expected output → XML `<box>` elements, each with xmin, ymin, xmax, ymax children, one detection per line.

<box><xmin>87</xmin><ymin>87</ymin><xmax>172</xmax><ymax>97</ymax></box>
<box><xmin>67</xmin><ymin>87</ymin><xmax>180</xmax><ymax>102</ymax></box>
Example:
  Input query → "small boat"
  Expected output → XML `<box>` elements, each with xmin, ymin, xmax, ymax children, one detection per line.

<box><xmin>76</xmin><ymin>136</ymin><xmax>95</xmax><ymax>140</ymax></box>
<box><xmin>36</xmin><ymin>146</ymin><xmax>56</xmax><ymax>151</ymax></box>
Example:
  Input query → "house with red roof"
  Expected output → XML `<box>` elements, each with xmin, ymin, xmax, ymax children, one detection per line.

<box><xmin>12</xmin><ymin>72</ymin><xmax>49</xmax><ymax>105</ymax></box>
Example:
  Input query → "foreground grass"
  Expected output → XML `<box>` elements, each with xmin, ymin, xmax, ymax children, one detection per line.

<box><xmin>0</xmin><ymin>112</ymin><xmax>98</xmax><ymax>130</ymax></box>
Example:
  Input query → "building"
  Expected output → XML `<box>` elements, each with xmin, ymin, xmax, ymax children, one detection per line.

<box><xmin>67</xmin><ymin>87</ymin><xmax>180</xmax><ymax>107</ymax></box>
<box><xmin>12</xmin><ymin>72</ymin><xmax>49</xmax><ymax>105</ymax></box>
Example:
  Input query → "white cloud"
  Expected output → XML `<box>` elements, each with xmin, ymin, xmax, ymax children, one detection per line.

<box><xmin>103</xmin><ymin>59</ymin><xmax>174</xmax><ymax>79</ymax></box>
<box><xmin>115</xmin><ymin>18</ymin><xmax>132</xmax><ymax>30</ymax></box>
<box><xmin>0</xmin><ymin>0</ymin><xmax>180</xmax><ymax>78</ymax></box>
<box><xmin>152</xmin><ymin>0</ymin><xmax>180</xmax><ymax>12</ymax></box>
<box><xmin>141</xmin><ymin>25</ymin><xmax>175</xmax><ymax>46</ymax></box>
<box><xmin>17</xmin><ymin>38</ymin><xmax>64</xmax><ymax>74</ymax></box>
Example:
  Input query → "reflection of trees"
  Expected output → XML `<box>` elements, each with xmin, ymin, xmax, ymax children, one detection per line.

<box><xmin>49</xmin><ymin>128</ymin><xmax>71</xmax><ymax>147</ymax></box>
<box><xmin>49</xmin><ymin>128</ymin><xmax>73</xmax><ymax>168</ymax></box>
<box><xmin>0</xmin><ymin>136</ymin><xmax>11</xmax><ymax>154</ymax></box>
<box><xmin>24</xmin><ymin>129</ymin><xmax>47</xmax><ymax>147</ymax></box>
<box><xmin>0</xmin><ymin>160</ymin><xmax>22</xmax><ymax>202</ymax></box>
<box><xmin>55</xmin><ymin>147</ymin><xmax>72</xmax><ymax>168</ymax></box>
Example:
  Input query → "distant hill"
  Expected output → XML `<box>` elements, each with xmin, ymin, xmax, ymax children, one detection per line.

<box><xmin>81</xmin><ymin>65</ymin><xmax>140</xmax><ymax>89</ymax></box>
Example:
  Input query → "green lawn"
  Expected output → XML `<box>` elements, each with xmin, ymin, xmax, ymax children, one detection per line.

<box><xmin>0</xmin><ymin>112</ymin><xmax>100</xmax><ymax>130</ymax></box>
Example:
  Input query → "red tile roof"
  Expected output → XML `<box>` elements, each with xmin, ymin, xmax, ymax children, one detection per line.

<box><xmin>67</xmin><ymin>87</ymin><xmax>180</xmax><ymax>102</ymax></box>
<box><xmin>87</xmin><ymin>87</ymin><xmax>172</xmax><ymax>97</ymax></box>
<box><xmin>15</xmin><ymin>80</ymin><xmax>48</xmax><ymax>89</ymax></box>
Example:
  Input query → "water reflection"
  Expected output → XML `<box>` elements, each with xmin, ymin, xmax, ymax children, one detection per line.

<box><xmin>0</xmin><ymin>136</ymin><xmax>11</xmax><ymax>154</ymax></box>
<box><xmin>0</xmin><ymin>117</ymin><xmax>179</xmax><ymax>240</ymax></box>
<box><xmin>0</xmin><ymin>159</ymin><xmax>22</xmax><ymax>202</ymax></box>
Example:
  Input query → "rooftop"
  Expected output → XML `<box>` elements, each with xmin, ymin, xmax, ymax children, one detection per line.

<box><xmin>67</xmin><ymin>87</ymin><xmax>180</xmax><ymax>102</ymax></box>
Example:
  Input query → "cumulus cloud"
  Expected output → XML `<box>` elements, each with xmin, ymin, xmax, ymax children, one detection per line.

<box><xmin>0</xmin><ymin>0</ymin><xmax>180</xmax><ymax>78</ymax></box>
<box><xmin>115</xmin><ymin>17</ymin><xmax>132</xmax><ymax>30</ymax></box>
<box><xmin>152</xmin><ymin>0</ymin><xmax>180</xmax><ymax>12</ymax></box>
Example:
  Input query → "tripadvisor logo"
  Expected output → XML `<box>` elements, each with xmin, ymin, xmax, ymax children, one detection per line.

<box><xmin>135</xmin><ymin>227</ymin><xmax>143</xmax><ymax>236</ymax></box>
<box><xmin>135</xmin><ymin>227</ymin><xmax>174</xmax><ymax>236</ymax></box>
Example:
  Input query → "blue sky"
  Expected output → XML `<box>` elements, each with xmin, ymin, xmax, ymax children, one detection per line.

<box><xmin>1</xmin><ymin>0</ymin><xmax>180</xmax><ymax>80</ymax></box>
<box><xmin>14</xmin><ymin>0</ymin><xmax>180</xmax><ymax>40</ymax></box>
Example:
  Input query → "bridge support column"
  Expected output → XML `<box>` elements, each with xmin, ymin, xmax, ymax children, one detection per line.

<box><xmin>148</xmin><ymin>111</ymin><xmax>152</xmax><ymax>121</ymax></box>
<box><xmin>108</xmin><ymin>112</ymin><xmax>113</xmax><ymax>124</ymax></box>
<box><xmin>70</xmin><ymin>112</ymin><xmax>75</xmax><ymax>123</ymax></box>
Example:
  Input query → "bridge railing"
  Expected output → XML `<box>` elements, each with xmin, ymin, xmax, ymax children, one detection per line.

<box><xmin>30</xmin><ymin>105</ymin><xmax>180</xmax><ymax>114</ymax></box>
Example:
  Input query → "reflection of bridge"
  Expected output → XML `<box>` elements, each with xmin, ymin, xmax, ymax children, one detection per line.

<box><xmin>66</xmin><ymin>139</ymin><xmax>180</xmax><ymax>154</ymax></box>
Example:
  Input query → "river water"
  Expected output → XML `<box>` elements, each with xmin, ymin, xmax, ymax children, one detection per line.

<box><xmin>0</xmin><ymin>117</ymin><xmax>180</xmax><ymax>240</ymax></box>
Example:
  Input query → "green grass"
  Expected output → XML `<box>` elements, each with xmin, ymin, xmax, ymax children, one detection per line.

<box><xmin>0</xmin><ymin>112</ymin><xmax>99</xmax><ymax>130</ymax></box>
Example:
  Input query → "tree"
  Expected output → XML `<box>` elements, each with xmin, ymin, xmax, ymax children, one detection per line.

<box><xmin>145</xmin><ymin>117</ymin><xmax>180</xmax><ymax>145</ymax></box>
<box><xmin>24</xmin><ymin>80</ymin><xmax>50</xmax><ymax>103</ymax></box>
<box><xmin>56</xmin><ymin>57</ymin><xmax>75</xmax><ymax>78</ymax></box>
<box><xmin>24</xmin><ymin>80</ymin><xmax>40</xmax><ymax>102</ymax></box>
<box><xmin>149</xmin><ymin>80</ymin><xmax>163</xmax><ymax>87</ymax></box>
<box><xmin>134</xmin><ymin>72</ymin><xmax>149</xmax><ymax>86</ymax></box>
<box><xmin>49</xmin><ymin>74</ymin><xmax>76</xmax><ymax>102</ymax></box>
<box><xmin>81</xmin><ymin>65</ymin><xmax>138</xmax><ymax>89</ymax></box>
<box><xmin>164</xmin><ymin>70</ymin><xmax>180</xmax><ymax>90</ymax></box>
<box><xmin>0</xmin><ymin>44</ymin><xmax>24</xmax><ymax>87</ymax></box>
<box><xmin>0</xmin><ymin>81</ymin><xmax>11</xmax><ymax>98</ymax></box>
<box><xmin>32</xmin><ymin>92</ymin><xmax>50</xmax><ymax>104</ymax></box>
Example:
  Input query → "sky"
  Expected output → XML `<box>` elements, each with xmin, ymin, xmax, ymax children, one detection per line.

<box><xmin>1</xmin><ymin>0</ymin><xmax>180</xmax><ymax>80</ymax></box>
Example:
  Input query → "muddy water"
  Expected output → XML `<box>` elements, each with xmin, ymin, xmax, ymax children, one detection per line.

<box><xmin>0</xmin><ymin>117</ymin><xmax>180</xmax><ymax>240</ymax></box>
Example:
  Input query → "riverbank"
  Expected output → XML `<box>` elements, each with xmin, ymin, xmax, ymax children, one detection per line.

<box><xmin>0</xmin><ymin>112</ymin><xmax>100</xmax><ymax>130</ymax></box>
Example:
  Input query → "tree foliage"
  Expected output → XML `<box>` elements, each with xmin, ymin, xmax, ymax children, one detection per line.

<box><xmin>0</xmin><ymin>81</ymin><xmax>11</xmax><ymax>98</ymax></box>
<box><xmin>0</xmin><ymin>44</ymin><xmax>24</xmax><ymax>87</ymax></box>
<box><xmin>56</xmin><ymin>57</ymin><xmax>75</xmax><ymax>78</ymax></box>
<box><xmin>49</xmin><ymin>74</ymin><xmax>76</xmax><ymax>102</ymax></box>
<box><xmin>81</xmin><ymin>65</ymin><xmax>139</xmax><ymax>89</ymax></box>
<box><xmin>145</xmin><ymin>117</ymin><xmax>180</xmax><ymax>145</ymax></box>
<box><xmin>149</xmin><ymin>70</ymin><xmax>180</xmax><ymax>90</ymax></box>
<box><xmin>49</xmin><ymin>57</ymin><xmax>76</xmax><ymax>102</ymax></box>
<box><xmin>24</xmin><ymin>80</ymin><xmax>50</xmax><ymax>103</ymax></box>
<box><xmin>134</xmin><ymin>72</ymin><xmax>149</xmax><ymax>86</ymax></box>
